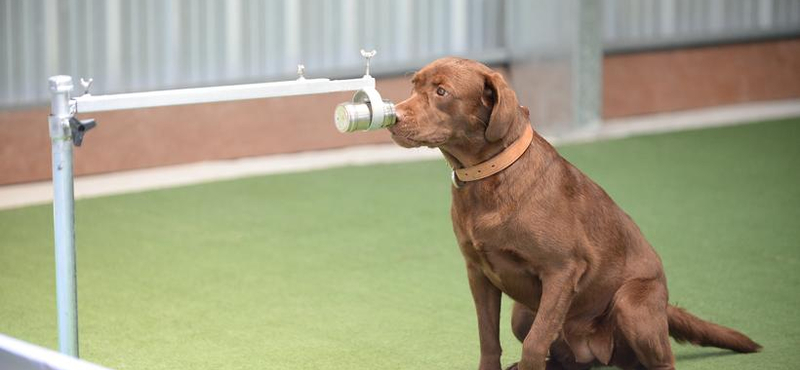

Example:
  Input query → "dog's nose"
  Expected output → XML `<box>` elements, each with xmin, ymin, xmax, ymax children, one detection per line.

<box><xmin>394</xmin><ymin>102</ymin><xmax>411</xmax><ymax>123</ymax></box>
<box><xmin>388</xmin><ymin>107</ymin><xmax>404</xmax><ymax>134</ymax></box>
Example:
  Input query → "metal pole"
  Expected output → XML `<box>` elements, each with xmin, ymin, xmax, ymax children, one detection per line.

<box><xmin>48</xmin><ymin>75</ymin><xmax>79</xmax><ymax>357</ymax></box>
<box><xmin>573</xmin><ymin>0</ymin><xmax>602</xmax><ymax>129</ymax></box>
<box><xmin>505</xmin><ymin>0</ymin><xmax>602</xmax><ymax>136</ymax></box>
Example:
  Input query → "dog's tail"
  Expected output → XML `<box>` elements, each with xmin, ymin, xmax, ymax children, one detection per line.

<box><xmin>667</xmin><ymin>304</ymin><xmax>761</xmax><ymax>353</ymax></box>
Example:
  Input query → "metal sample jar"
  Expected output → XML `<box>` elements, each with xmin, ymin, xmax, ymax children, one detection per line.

<box><xmin>334</xmin><ymin>88</ymin><xmax>396</xmax><ymax>133</ymax></box>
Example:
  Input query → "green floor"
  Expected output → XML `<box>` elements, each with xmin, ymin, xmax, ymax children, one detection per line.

<box><xmin>1</xmin><ymin>118</ymin><xmax>799</xmax><ymax>369</ymax></box>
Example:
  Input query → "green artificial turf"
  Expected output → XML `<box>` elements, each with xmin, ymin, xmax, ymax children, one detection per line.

<box><xmin>1</xmin><ymin>118</ymin><xmax>799</xmax><ymax>369</ymax></box>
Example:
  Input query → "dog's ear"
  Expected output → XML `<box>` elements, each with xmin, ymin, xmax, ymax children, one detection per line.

<box><xmin>484</xmin><ymin>72</ymin><xmax>520</xmax><ymax>142</ymax></box>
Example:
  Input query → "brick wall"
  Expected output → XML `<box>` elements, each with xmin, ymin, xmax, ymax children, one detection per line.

<box><xmin>2</xmin><ymin>38</ymin><xmax>798</xmax><ymax>185</ymax></box>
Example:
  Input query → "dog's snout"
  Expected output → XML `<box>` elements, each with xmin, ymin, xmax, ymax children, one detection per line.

<box><xmin>388</xmin><ymin>103</ymin><xmax>410</xmax><ymax>136</ymax></box>
<box><xmin>394</xmin><ymin>103</ymin><xmax>408</xmax><ymax>123</ymax></box>
<box><xmin>392</xmin><ymin>101</ymin><xmax>414</xmax><ymax>132</ymax></box>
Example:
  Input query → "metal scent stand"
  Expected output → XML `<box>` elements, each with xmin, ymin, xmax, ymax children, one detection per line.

<box><xmin>47</xmin><ymin>50</ymin><xmax>391</xmax><ymax>357</ymax></box>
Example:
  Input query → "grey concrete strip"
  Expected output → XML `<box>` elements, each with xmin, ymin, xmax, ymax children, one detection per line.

<box><xmin>0</xmin><ymin>145</ymin><xmax>442</xmax><ymax>210</ymax></box>
<box><xmin>1</xmin><ymin>99</ymin><xmax>798</xmax><ymax>210</ymax></box>
<box><xmin>553</xmin><ymin>98</ymin><xmax>800</xmax><ymax>145</ymax></box>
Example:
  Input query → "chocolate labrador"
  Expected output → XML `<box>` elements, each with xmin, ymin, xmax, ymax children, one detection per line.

<box><xmin>387</xmin><ymin>57</ymin><xmax>760</xmax><ymax>370</ymax></box>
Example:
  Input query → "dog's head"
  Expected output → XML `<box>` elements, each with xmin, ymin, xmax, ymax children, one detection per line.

<box><xmin>389</xmin><ymin>58</ymin><xmax>528</xmax><ymax>157</ymax></box>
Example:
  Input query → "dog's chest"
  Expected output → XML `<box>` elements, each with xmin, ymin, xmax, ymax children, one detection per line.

<box><xmin>470</xmin><ymin>241</ymin><xmax>542</xmax><ymax>307</ymax></box>
<box><xmin>455</xmin><ymin>208</ymin><xmax>543</xmax><ymax>305</ymax></box>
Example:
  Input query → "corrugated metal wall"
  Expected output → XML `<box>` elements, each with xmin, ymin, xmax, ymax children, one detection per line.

<box><xmin>1</xmin><ymin>0</ymin><xmax>798</xmax><ymax>108</ymax></box>
<box><xmin>603</xmin><ymin>0</ymin><xmax>800</xmax><ymax>51</ymax></box>
<box><xmin>0</xmin><ymin>0</ymin><xmax>507</xmax><ymax>108</ymax></box>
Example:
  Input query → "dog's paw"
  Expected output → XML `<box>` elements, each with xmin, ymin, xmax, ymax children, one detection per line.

<box><xmin>504</xmin><ymin>363</ymin><xmax>519</xmax><ymax>370</ymax></box>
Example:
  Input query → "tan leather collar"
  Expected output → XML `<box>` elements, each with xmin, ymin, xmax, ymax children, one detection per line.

<box><xmin>452</xmin><ymin>124</ymin><xmax>533</xmax><ymax>185</ymax></box>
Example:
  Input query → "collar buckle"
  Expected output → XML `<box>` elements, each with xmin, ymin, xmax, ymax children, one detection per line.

<box><xmin>451</xmin><ymin>171</ymin><xmax>461</xmax><ymax>189</ymax></box>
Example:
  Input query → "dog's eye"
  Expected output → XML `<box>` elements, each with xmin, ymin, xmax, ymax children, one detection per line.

<box><xmin>436</xmin><ymin>87</ymin><xmax>448</xmax><ymax>96</ymax></box>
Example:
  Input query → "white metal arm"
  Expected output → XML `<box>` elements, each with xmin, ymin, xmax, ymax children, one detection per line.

<box><xmin>73</xmin><ymin>76</ymin><xmax>375</xmax><ymax>113</ymax></box>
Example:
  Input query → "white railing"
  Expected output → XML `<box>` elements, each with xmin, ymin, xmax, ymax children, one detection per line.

<box><xmin>0</xmin><ymin>334</ymin><xmax>112</xmax><ymax>370</ymax></box>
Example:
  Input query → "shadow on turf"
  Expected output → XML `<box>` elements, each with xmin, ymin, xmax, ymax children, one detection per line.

<box><xmin>591</xmin><ymin>351</ymin><xmax>743</xmax><ymax>369</ymax></box>
<box><xmin>675</xmin><ymin>350</ymin><xmax>741</xmax><ymax>362</ymax></box>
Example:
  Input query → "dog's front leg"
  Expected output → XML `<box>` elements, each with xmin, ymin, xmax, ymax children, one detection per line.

<box><xmin>517</xmin><ymin>264</ymin><xmax>582</xmax><ymax>370</ymax></box>
<box><xmin>467</xmin><ymin>263</ymin><xmax>503</xmax><ymax>370</ymax></box>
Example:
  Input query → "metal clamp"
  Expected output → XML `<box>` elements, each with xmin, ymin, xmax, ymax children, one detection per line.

<box><xmin>353</xmin><ymin>87</ymin><xmax>387</xmax><ymax>130</ymax></box>
<box><xmin>68</xmin><ymin>117</ymin><xmax>97</xmax><ymax>146</ymax></box>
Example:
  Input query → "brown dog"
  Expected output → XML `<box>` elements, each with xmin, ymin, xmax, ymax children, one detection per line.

<box><xmin>388</xmin><ymin>57</ymin><xmax>760</xmax><ymax>370</ymax></box>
